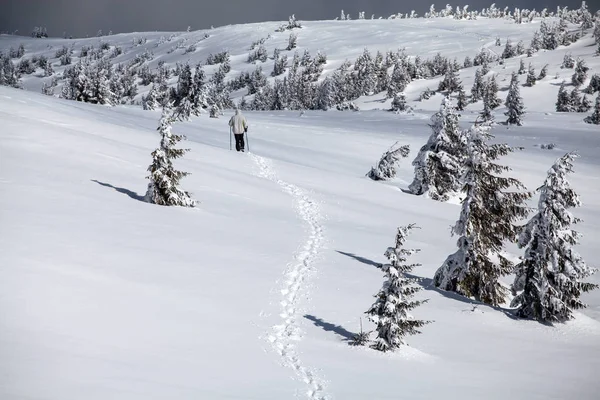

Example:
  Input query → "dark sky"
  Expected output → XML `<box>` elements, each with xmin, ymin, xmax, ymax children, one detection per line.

<box><xmin>0</xmin><ymin>0</ymin><xmax>597</xmax><ymax>38</ymax></box>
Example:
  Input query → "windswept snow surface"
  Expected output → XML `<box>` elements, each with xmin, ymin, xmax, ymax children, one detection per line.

<box><xmin>1</xmin><ymin>85</ymin><xmax>600</xmax><ymax>400</ymax></box>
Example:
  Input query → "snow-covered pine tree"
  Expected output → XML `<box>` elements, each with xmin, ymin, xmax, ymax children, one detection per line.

<box><xmin>438</xmin><ymin>61</ymin><xmax>461</xmax><ymax>94</ymax></box>
<box><xmin>561</xmin><ymin>53</ymin><xmax>575</xmax><ymax>69</ymax></box>
<box><xmin>525</xmin><ymin>64</ymin><xmax>537</xmax><ymax>87</ymax></box>
<box><xmin>502</xmin><ymin>39</ymin><xmax>516</xmax><ymax>59</ymax></box>
<box><xmin>271</xmin><ymin>49</ymin><xmax>287</xmax><ymax>77</ymax></box>
<box><xmin>408</xmin><ymin>96</ymin><xmax>464</xmax><ymax>201</ymax></box>
<box><xmin>433</xmin><ymin>122</ymin><xmax>531</xmax><ymax>306</ymax></box>
<box><xmin>578</xmin><ymin>94</ymin><xmax>592</xmax><ymax>112</ymax></box>
<box><xmin>456</xmin><ymin>85</ymin><xmax>468</xmax><ymax>111</ymax></box>
<box><xmin>142</xmin><ymin>84</ymin><xmax>161</xmax><ymax>110</ymax></box>
<box><xmin>479</xmin><ymin>88</ymin><xmax>494</xmax><ymax>123</ymax></box>
<box><xmin>538</xmin><ymin>64</ymin><xmax>548</xmax><ymax>80</ymax></box>
<box><xmin>583</xmin><ymin>74</ymin><xmax>600</xmax><ymax>95</ymax></box>
<box><xmin>570</xmin><ymin>87</ymin><xmax>583</xmax><ymax>111</ymax></box>
<box><xmin>505</xmin><ymin>72</ymin><xmax>525</xmax><ymax>126</ymax></box>
<box><xmin>367</xmin><ymin>142</ymin><xmax>410</xmax><ymax>181</ymax></box>
<box><xmin>556</xmin><ymin>82</ymin><xmax>572</xmax><ymax>112</ymax></box>
<box><xmin>584</xmin><ymin>95</ymin><xmax>600</xmax><ymax>124</ymax></box>
<box><xmin>511</xmin><ymin>152</ymin><xmax>598</xmax><ymax>322</ymax></box>
<box><xmin>387</xmin><ymin>61</ymin><xmax>410</xmax><ymax>99</ymax></box>
<box><xmin>470</xmin><ymin>68</ymin><xmax>484</xmax><ymax>103</ymax></box>
<box><xmin>518</xmin><ymin>59</ymin><xmax>526</xmax><ymax>75</ymax></box>
<box><xmin>463</xmin><ymin>56</ymin><xmax>473</xmax><ymax>68</ymax></box>
<box><xmin>486</xmin><ymin>75</ymin><xmax>502</xmax><ymax>109</ymax></box>
<box><xmin>145</xmin><ymin>107</ymin><xmax>197</xmax><ymax>207</ymax></box>
<box><xmin>366</xmin><ymin>224</ymin><xmax>430</xmax><ymax>352</ymax></box>
<box><xmin>286</xmin><ymin>33</ymin><xmax>297</xmax><ymax>51</ymax></box>
<box><xmin>571</xmin><ymin>58</ymin><xmax>589</xmax><ymax>87</ymax></box>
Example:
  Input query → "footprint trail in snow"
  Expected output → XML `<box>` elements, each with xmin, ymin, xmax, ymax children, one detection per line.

<box><xmin>250</xmin><ymin>154</ymin><xmax>329</xmax><ymax>400</ymax></box>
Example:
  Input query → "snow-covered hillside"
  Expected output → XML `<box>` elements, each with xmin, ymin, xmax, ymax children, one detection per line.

<box><xmin>1</xmin><ymin>8</ymin><xmax>600</xmax><ymax>400</ymax></box>
<box><xmin>1</xmin><ymin>10</ymin><xmax>599</xmax><ymax>114</ymax></box>
<box><xmin>1</xmin><ymin>84</ymin><xmax>600</xmax><ymax>399</ymax></box>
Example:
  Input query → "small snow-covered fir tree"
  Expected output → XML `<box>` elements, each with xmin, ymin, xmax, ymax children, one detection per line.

<box><xmin>502</xmin><ymin>39</ymin><xmax>516</xmax><ymax>59</ymax></box>
<box><xmin>470</xmin><ymin>69</ymin><xmax>484</xmax><ymax>103</ymax></box>
<box><xmin>145</xmin><ymin>107</ymin><xmax>197</xmax><ymax>207</ymax></box>
<box><xmin>387</xmin><ymin>61</ymin><xmax>410</xmax><ymax>99</ymax></box>
<box><xmin>367</xmin><ymin>142</ymin><xmax>410</xmax><ymax>181</ymax></box>
<box><xmin>571</xmin><ymin>58</ymin><xmax>589</xmax><ymax>87</ymax></box>
<box><xmin>578</xmin><ymin>94</ymin><xmax>592</xmax><ymax>113</ymax></box>
<box><xmin>518</xmin><ymin>59</ymin><xmax>526</xmax><ymax>75</ymax></box>
<box><xmin>525</xmin><ymin>64</ymin><xmax>537</xmax><ymax>87</ymax></box>
<box><xmin>408</xmin><ymin>96</ymin><xmax>464</xmax><ymax>201</ymax></box>
<box><xmin>456</xmin><ymin>85</ymin><xmax>468</xmax><ymax>111</ymax></box>
<box><xmin>366</xmin><ymin>224</ymin><xmax>430</xmax><ymax>352</ymax></box>
<box><xmin>390</xmin><ymin>93</ymin><xmax>408</xmax><ymax>112</ymax></box>
<box><xmin>584</xmin><ymin>95</ymin><xmax>600</xmax><ymax>124</ymax></box>
<box><xmin>556</xmin><ymin>82</ymin><xmax>572</xmax><ymax>112</ymax></box>
<box><xmin>538</xmin><ymin>64</ymin><xmax>548</xmax><ymax>80</ymax></box>
<box><xmin>561</xmin><ymin>53</ymin><xmax>575</xmax><ymax>69</ymax></box>
<box><xmin>433</xmin><ymin>122</ymin><xmax>531</xmax><ymax>306</ymax></box>
<box><xmin>505</xmin><ymin>72</ymin><xmax>525</xmax><ymax>125</ymax></box>
<box><xmin>479</xmin><ymin>90</ymin><xmax>494</xmax><ymax>123</ymax></box>
<box><xmin>511</xmin><ymin>152</ymin><xmax>598</xmax><ymax>322</ymax></box>
<box><xmin>486</xmin><ymin>75</ymin><xmax>502</xmax><ymax>109</ymax></box>
<box><xmin>438</xmin><ymin>62</ymin><xmax>461</xmax><ymax>94</ymax></box>
<box><xmin>142</xmin><ymin>84</ymin><xmax>161</xmax><ymax>110</ymax></box>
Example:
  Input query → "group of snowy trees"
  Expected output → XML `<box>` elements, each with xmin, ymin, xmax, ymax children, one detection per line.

<box><xmin>555</xmin><ymin>57</ymin><xmax>600</xmax><ymax>124</ymax></box>
<box><xmin>338</xmin><ymin>2</ymin><xmax>595</xmax><ymax>25</ymax></box>
<box><xmin>361</xmin><ymin>94</ymin><xmax>597</xmax><ymax>350</ymax></box>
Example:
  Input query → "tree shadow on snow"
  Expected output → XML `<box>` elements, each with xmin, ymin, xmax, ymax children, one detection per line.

<box><xmin>304</xmin><ymin>315</ymin><xmax>356</xmax><ymax>342</ymax></box>
<box><xmin>336</xmin><ymin>250</ymin><xmax>383</xmax><ymax>268</ymax></box>
<box><xmin>337</xmin><ymin>250</ymin><xmax>519</xmax><ymax>318</ymax></box>
<box><xmin>91</xmin><ymin>180</ymin><xmax>145</xmax><ymax>202</ymax></box>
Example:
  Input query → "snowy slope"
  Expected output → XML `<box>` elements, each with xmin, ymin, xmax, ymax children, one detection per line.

<box><xmin>2</xmin><ymin>15</ymin><xmax>599</xmax><ymax>113</ymax></box>
<box><xmin>1</xmin><ymin>84</ymin><xmax>600</xmax><ymax>400</ymax></box>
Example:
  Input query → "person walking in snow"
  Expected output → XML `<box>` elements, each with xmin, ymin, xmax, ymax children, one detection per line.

<box><xmin>229</xmin><ymin>109</ymin><xmax>248</xmax><ymax>152</ymax></box>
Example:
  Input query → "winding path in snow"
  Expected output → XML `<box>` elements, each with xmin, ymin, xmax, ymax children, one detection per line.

<box><xmin>250</xmin><ymin>154</ymin><xmax>329</xmax><ymax>400</ymax></box>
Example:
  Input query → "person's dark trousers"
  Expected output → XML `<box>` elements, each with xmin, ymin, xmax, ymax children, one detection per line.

<box><xmin>234</xmin><ymin>133</ymin><xmax>245</xmax><ymax>152</ymax></box>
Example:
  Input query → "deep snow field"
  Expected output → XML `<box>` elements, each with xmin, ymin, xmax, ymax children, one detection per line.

<box><xmin>1</xmin><ymin>13</ymin><xmax>600</xmax><ymax>400</ymax></box>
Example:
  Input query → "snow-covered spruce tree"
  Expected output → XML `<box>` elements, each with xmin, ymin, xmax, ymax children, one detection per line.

<box><xmin>438</xmin><ymin>61</ymin><xmax>461</xmax><ymax>94</ymax></box>
<box><xmin>578</xmin><ymin>94</ymin><xmax>592</xmax><ymax>113</ymax></box>
<box><xmin>456</xmin><ymin>85</ymin><xmax>468</xmax><ymax>111</ymax></box>
<box><xmin>408</xmin><ymin>96</ymin><xmax>464</xmax><ymax>201</ymax></box>
<box><xmin>366</xmin><ymin>224</ymin><xmax>430</xmax><ymax>352</ymax></box>
<box><xmin>525</xmin><ymin>64</ymin><xmax>537</xmax><ymax>87</ymax></box>
<box><xmin>538</xmin><ymin>64</ymin><xmax>548</xmax><ymax>80</ymax></box>
<box><xmin>367</xmin><ymin>142</ymin><xmax>410</xmax><ymax>181</ymax></box>
<box><xmin>142</xmin><ymin>84</ymin><xmax>162</xmax><ymax>110</ymax></box>
<box><xmin>518</xmin><ymin>59</ymin><xmax>526</xmax><ymax>75</ymax></box>
<box><xmin>387</xmin><ymin>61</ymin><xmax>410</xmax><ymax>99</ymax></box>
<box><xmin>583</xmin><ymin>74</ymin><xmax>600</xmax><ymax>95</ymax></box>
<box><xmin>505</xmin><ymin>72</ymin><xmax>525</xmax><ymax>126</ymax></box>
<box><xmin>486</xmin><ymin>75</ymin><xmax>502</xmax><ymax>109</ymax></box>
<box><xmin>562</xmin><ymin>53</ymin><xmax>575</xmax><ymax>69</ymax></box>
<box><xmin>571</xmin><ymin>58</ymin><xmax>589</xmax><ymax>87</ymax></box>
<box><xmin>286</xmin><ymin>33</ymin><xmax>297</xmax><ymax>51</ymax></box>
<box><xmin>502</xmin><ymin>39</ymin><xmax>516</xmax><ymax>59</ymax></box>
<box><xmin>390</xmin><ymin>93</ymin><xmax>408</xmax><ymax>112</ymax></box>
<box><xmin>570</xmin><ymin>87</ymin><xmax>583</xmax><ymax>111</ymax></box>
<box><xmin>479</xmin><ymin>89</ymin><xmax>494</xmax><ymax>123</ymax></box>
<box><xmin>433</xmin><ymin>122</ymin><xmax>531</xmax><ymax>306</ymax></box>
<box><xmin>584</xmin><ymin>95</ymin><xmax>600</xmax><ymax>124</ymax></box>
<box><xmin>145</xmin><ymin>107</ymin><xmax>197</xmax><ymax>207</ymax></box>
<box><xmin>470</xmin><ymin>69</ymin><xmax>484</xmax><ymax>103</ymax></box>
<box><xmin>556</xmin><ymin>82</ymin><xmax>572</xmax><ymax>112</ymax></box>
<box><xmin>511</xmin><ymin>152</ymin><xmax>598</xmax><ymax>322</ymax></box>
